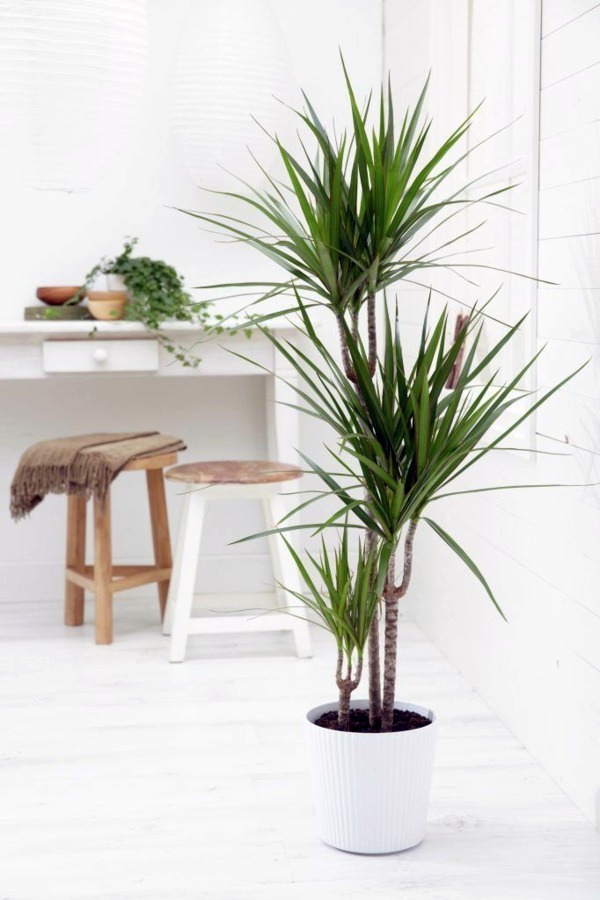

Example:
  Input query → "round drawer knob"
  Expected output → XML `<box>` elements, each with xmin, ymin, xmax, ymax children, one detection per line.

<box><xmin>93</xmin><ymin>348</ymin><xmax>108</xmax><ymax>363</ymax></box>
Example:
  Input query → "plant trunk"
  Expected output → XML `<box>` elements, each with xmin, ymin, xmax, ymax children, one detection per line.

<box><xmin>337</xmin><ymin>314</ymin><xmax>357</xmax><ymax>383</ymax></box>
<box><xmin>338</xmin><ymin>683</ymin><xmax>352</xmax><ymax>729</ymax></box>
<box><xmin>364</xmin><ymin>293</ymin><xmax>381</xmax><ymax>726</ymax></box>
<box><xmin>351</xmin><ymin>308</ymin><xmax>360</xmax><ymax>341</ymax></box>
<box><xmin>367</xmin><ymin>612</ymin><xmax>381</xmax><ymax>729</ymax></box>
<box><xmin>367</xmin><ymin>293</ymin><xmax>377</xmax><ymax>375</ymax></box>
<box><xmin>381</xmin><ymin>521</ymin><xmax>418</xmax><ymax>732</ymax></box>
<box><xmin>337</xmin><ymin>295</ymin><xmax>376</xmax><ymax>381</ymax></box>
<box><xmin>365</xmin><ymin>528</ymin><xmax>382</xmax><ymax>728</ymax></box>
<box><xmin>337</xmin><ymin>301</ymin><xmax>381</xmax><ymax>727</ymax></box>
<box><xmin>381</xmin><ymin>553</ymin><xmax>398</xmax><ymax>732</ymax></box>
<box><xmin>336</xmin><ymin>650</ymin><xmax>363</xmax><ymax>730</ymax></box>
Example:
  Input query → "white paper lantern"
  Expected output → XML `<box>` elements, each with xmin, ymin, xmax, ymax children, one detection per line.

<box><xmin>0</xmin><ymin>0</ymin><xmax>147</xmax><ymax>191</ymax></box>
<box><xmin>172</xmin><ymin>0</ymin><xmax>292</xmax><ymax>191</ymax></box>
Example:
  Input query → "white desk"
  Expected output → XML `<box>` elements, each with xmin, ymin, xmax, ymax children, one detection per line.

<box><xmin>0</xmin><ymin>320</ymin><xmax>300</xmax><ymax>466</ymax></box>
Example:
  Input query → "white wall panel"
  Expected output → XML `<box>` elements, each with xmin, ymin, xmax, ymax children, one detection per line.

<box><xmin>541</xmin><ymin>343</ymin><xmax>600</xmax><ymax>396</ymax></box>
<box><xmin>541</xmin><ymin>0</ymin><xmax>599</xmax><ymax>37</ymax></box>
<box><xmin>537</xmin><ymin>392</ymin><xmax>600</xmax><ymax>465</ymax></box>
<box><xmin>538</xmin><ymin>178</ymin><xmax>600</xmax><ymax>239</ymax></box>
<box><xmin>537</xmin><ymin>289</ymin><xmax>600</xmax><ymax>343</ymax></box>
<box><xmin>539</xmin><ymin>234</ymin><xmax>600</xmax><ymax>289</ymax></box>
<box><xmin>539</xmin><ymin>120</ymin><xmax>600</xmax><ymax>189</ymax></box>
<box><xmin>541</xmin><ymin>5</ymin><xmax>600</xmax><ymax>87</ymax></box>
<box><xmin>540</xmin><ymin>64</ymin><xmax>600</xmax><ymax>140</ymax></box>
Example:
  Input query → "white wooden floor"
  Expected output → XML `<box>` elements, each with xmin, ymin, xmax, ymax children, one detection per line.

<box><xmin>1</xmin><ymin>598</ymin><xmax>599</xmax><ymax>900</ymax></box>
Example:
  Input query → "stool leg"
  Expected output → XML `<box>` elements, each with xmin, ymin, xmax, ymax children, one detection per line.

<box><xmin>65</xmin><ymin>495</ymin><xmax>87</xmax><ymax>626</ymax></box>
<box><xmin>169</xmin><ymin>490</ymin><xmax>205</xmax><ymax>663</ymax></box>
<box><xmin>263</xmin><ymin>492</ymin><xmax>312</xmax><ymax>659</ymax></box>
<box><xmin>163</xmin><ymin>493</ymin><xmax>186</xmax><ymax>637</ymax></box>
<box><xmin>146</xmin><ymin>468</ymin><xmax>172</xmax><ymax>621</ymax></box>
<box><xmin>93</xmin><ymin>491</ymin><xmax>113</xmax><ymax>645</ymax></box>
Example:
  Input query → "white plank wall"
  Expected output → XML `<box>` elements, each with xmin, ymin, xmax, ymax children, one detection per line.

<box><xmin>385</xmin><ymin>1</ymin><xmax>600</xmax><ymax>825</ymax></box>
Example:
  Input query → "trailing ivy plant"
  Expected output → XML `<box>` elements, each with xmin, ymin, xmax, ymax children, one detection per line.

<box><xmin>183</xmin><ymin>60</ymin><xmax>580</xmax><ymax>731</ymax></box>
<box><xmin>81</xmin><ymin>238</ymin><xmax>227</xmax><ymax>367</ymax></box>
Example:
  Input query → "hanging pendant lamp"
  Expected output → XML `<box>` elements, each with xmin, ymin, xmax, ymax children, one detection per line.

<box><xmin>172</xmin><ymin>0</ymin><xmax>291</xmax><ymax>191</ymax></box>
<box><xmin>0</xmin><ymin>0</ymin><xmax>147</xmax><ymax>192</ymax></box>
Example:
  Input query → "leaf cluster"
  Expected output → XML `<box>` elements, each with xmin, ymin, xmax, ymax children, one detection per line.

<box><xmin>259</xmin><ymin>295</ymin><xmax>581</xmax><ymax>619</ymax></box>
<box><xmin>183</xmin><ymin>58</ymin><xmax>512</xmax><ymax>320</ymax></box>
<box><xmin>282</xmin><ymin>530</ymin><xmax>389</xmax><ymax>665</ymax></box>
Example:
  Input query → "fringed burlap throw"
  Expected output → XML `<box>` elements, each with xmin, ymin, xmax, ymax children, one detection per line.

<box><xmin>10</xmin><ymin>432</ymin><xmax>186</xmax><ymax>521</ymax></box>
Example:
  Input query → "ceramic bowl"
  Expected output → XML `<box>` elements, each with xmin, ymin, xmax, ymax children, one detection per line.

<box><xmin>36</xmin><ymin>286</ymin><xmax>84</xmax><ymax>306</ymax></box>
<box><xmin>87</xmin><ymin>290</ymin><xmax>128</xmax><ymax>321</ymax></box>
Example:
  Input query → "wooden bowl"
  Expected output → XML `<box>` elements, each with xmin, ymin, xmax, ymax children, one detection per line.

<box><xmin>87</xmin><ymin>290</ymin><xmax>128</xmax><ymax>321</ymax></box>
<box><xmin>36</xmin><ymin>286</ymin><xmax>84</xmax><ymax>306</ymax></box>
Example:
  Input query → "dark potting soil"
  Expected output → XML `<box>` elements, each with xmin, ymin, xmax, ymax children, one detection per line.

<box><xmin>315</xmin><ymin>707</ymin><xmax>431</xmax><ymax>733</ymax></box>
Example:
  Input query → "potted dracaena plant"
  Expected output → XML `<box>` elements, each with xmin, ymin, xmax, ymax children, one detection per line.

<box><xmin>181</xmin><ymin>61</ymin><xmax>580</xmax><ymax>854</ymax></box>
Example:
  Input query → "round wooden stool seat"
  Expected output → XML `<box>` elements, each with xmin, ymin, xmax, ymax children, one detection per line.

<box><xmin>165</xmin><ymin>460</ymin><xmax>302</xmax><ymax>485</ymax></box>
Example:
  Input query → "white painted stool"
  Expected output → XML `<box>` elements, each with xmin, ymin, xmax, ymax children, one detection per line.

<box><xmin>163</xmin><ymin>460</ymin><xmax>312</xmax><ymax>662</ymax></box>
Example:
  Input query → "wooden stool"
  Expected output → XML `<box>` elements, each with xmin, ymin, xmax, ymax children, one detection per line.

<box><xmin>163</xmin><ymin>460</ymin><xmax>312</xmax><ymax>662</ymax></box>
<box><xmin>65</xmin><ymin>451</ymin><xmax>178</xmax><ymax>645</ymax></box>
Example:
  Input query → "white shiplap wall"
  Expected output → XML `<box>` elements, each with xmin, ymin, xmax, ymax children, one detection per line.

<box><xmin>384</xmin><ymin>0</ymin><xmax>600</xmax><ymax>825</ymax></box>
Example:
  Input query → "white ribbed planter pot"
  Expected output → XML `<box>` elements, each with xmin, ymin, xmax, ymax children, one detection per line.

<box><xmin>305</xmin><ymin>700</ymin><xmax>437</xmax><ymax>854</ymax></box>
<box><xmin>106</xmin><ymin>274</ymin><xmax>128</xmax><ymax>292</ymax></box>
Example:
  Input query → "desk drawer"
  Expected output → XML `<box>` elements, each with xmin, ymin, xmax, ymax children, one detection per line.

<box><xmin>43</xmin><ymin>340</ymin><xmax>159</xmax><ymax>374</ymax></box>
